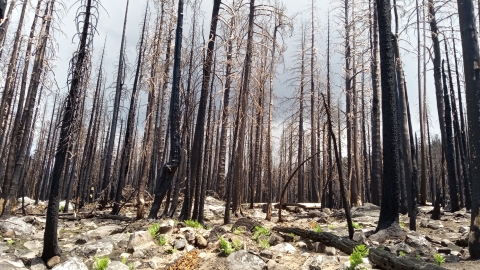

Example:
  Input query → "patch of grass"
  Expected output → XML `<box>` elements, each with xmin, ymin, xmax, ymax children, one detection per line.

<box><xmin>289</xmin><ymin>232</ymin><xmax>295</xmax><ymax>238</ymax></box>
<box><xmin>349</xmin><ymin>244</ymin><xmax>369</xmax><ymax>270</ymax></box>
<box><xmin>233</xmin><ymin>227</ymin><xmax>244</xmax><ymax>235</ymax></box>
<box><xmin>400</xmin><ymin>221</ymin><xmax>405</xmax><ymax>229</ymax></box>
<box><xmin>253</xmin><ymin>226</ymin><xmax>270</xmax><ymax>241</ymax></box>
<box><xmin>121</xmin><ymin>257</ymin><xmax>127</xmax><ymax>265</ymax></box>
<box><xmin>232</xmin><ymin>238</ymin><xmax>243</xmax><ymax>251</ymax></box>
<box><xmin>59</xmin><ymin>205</ymin><xmax>65</xmax><ymax>211</ymax></box>
<box><xmin>148</xmin><ymin>223</ymin><xmax>161</xmax><ymax>238</ymax></box>
<box><xmin>433</xmin><ymin>254</ymin><xmax>445</xmax><ymax>266</ymax></box>
<box><xmin>129</xmin><ymin>262</ymin><xmax>135</xmax><ymax>270</ymax></box>
<box><xmin>94</xmin><ymin>257</ymin><xmax>110</xmax><ymax>270</ymax></box>
<box><xmin>158</xmin><ymin>234</ymin><xmax>167</xmax><ymax>246</ymax></box>
<box><xmin>314</xmin><ymin>225</ymin><xmax>323</xmax><ymax>233</ymax></box>
<box><xmin>346</xmin><ymin>222</ymin><xmax>363</xmax><ymax>229</ymax></box>
<box><xmin>185</xmin><ymin>219</ymin><xmax>203</xmax><ymax>229</ymax></box>
<box><xmin>219</xmin><ymin>236</ymin><xmax>234</xmax><ymax>255</ymax></box>
<box><xmin>7</xmin><ymin>239</ymin><xmax>14</xmax><ymax>245</ymax></box>
<box><xmin>259</xmin><ymin>238</ymin><xmax>270</xmax><ymax>249</ymax></box>
<box><xmin>399</xmin><ymin>250</ymin><xmax>406</xmax><ymax>257</ymax></box>
<box><xmin>416</xmin><ymin>254</ymin><xmax>422</xmax><ymax>260</ymax></box>
<box><xmin>126</xmin><ymin>231</ymin><xmax>131</xmax><ymax>238</ymax></box>
<box><xmin>165</xmin><ymin>248</ymin><xmax>177</xmax><ymax>254</ymax></box>
<box><xmin>329</xmin><ymin>224</ymin><xmax>335</xmax><ymax>230</ymax></box>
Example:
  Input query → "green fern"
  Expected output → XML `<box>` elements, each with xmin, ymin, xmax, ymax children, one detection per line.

<box><xmin>433</xmin><ymin>254</ymin><xmax>445</xmax><ymax>266</ymax></box>
<box><xmin>314</xmin><ymin>225</ymin><xmax>323</xmax><ymax>233</ymax></box>
<box><xmin>219</xmin><ymin>236</ymin><xmax>234</xmax><ymax>255</ymax></box>
<box><xmin>148</xmin><ymin>223</ymin><xmax>161</xmax><ymax>238</ymax></box>
<box><xmin>94</xmin><ymin>257</ymin><xmax>110</xmax><ymax>270</ymax></box>
<box><xmin>349</xmin><ymin>244</ymin><xmax>369</xmax><ymax>270</ymax></box>
<box><xmin>185</xmin><ymin>219</ymin><xmax>203</xmax><ymax>229</ymax></box>
<box><xmin>158</xmin><ymin>234</ymin><xmax>167</xmax><ymax>246</ymax></box>
<box><xmin>253</xmin><ymin>226</ymin><xmax>270</xmax><ymax>241</ymax></box>
<box><xmin>259</xmin><ymin>238</ymin><xmax>270</xmax><ymax>249</ymax></box>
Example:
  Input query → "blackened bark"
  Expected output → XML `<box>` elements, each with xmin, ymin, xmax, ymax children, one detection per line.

<box><xmin>42</xmin><ymin>0</ymin><xmax>93</xmax><ymax>261</ymax></box>
<box><xmin>148</xmin><ymin>0</ymin><xmax>184</xmax><ymax>219</ymax></box>
<box><xmin>456</xmin><ymin>0</ymin><xmax>480</xmax><ymax>258</ymax></box>
<box><xmin>375</xmin><ymin>0</ymin><xmax>402</xmax><ymax>231</ymax></box>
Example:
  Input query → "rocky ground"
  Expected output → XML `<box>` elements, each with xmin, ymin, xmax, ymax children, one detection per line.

<box><xmin>0</xmin><ymin>196</ymin><xmax>477</xmax><ymax>270</ymax></box>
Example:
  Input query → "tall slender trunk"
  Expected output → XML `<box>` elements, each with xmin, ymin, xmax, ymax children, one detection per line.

<box><xmin>42</xmin><ymin>0</ymin><xmax>93</xmax><ymax>262</ymax></box>
<box><xmin>310</xmin><ymin>0</ymin><xmax>318</xmax><ymax>203</ymax></box>
<box><xmin>100</xmin><ymin>0</ymin><xmax>129</xmax><ymax>208</ymax></box>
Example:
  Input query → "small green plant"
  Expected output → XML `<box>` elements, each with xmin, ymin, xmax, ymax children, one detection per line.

<box><xmin>219</xmin><ymin>236</ymin><xmax>234</xmax><ymax>255</ymax></box>
<box><xmin>128</xmin><ymin>262</ymin><xmax>135</xmax><ymax>270</ymax></box>
<box><xmin>253</xmin><ymin>226</ymin><xmax>270</xmax><ymax>241</ymax></box>
<box><xmin>121</xmin><ymin>257</ymin><xmax>127</xmax><ymax>265</ymax></box>
<box><xmin>399</xmin><ymin>251</ymin><xmax>406</xmax><ymax>257</ymax></box>
<box><xmin>233</xmin><ymin>227</ymin><xmax>244</xmax><ymax>235</ymax></box>
<box><xmin>416</xmin><ymin>254</ymin><xmax>422</xmax><ymax>260</ymax></box>
<box><xmin>59</xmin><ymin>205</ymin><xmax>65</xmax><ymax>211</ymax></box>
<box><xmin>126</xmin><ymin>231</ymin><xmax>131</xmax><ymax>238</ymax></box>
<box><xmin>289</xmin><ymin>232</ymin><xmax>295</xmax><ymax>237</ymax></box>
<box><xmin>400</xmin><ymin>221</ymin><xmax>405</xmax><ymax>229</ymax></box>
<box><xmin>349</xmin><ymin>244</ymin><xmax>369</xmax><ymax>270</ymax></box>
<box><xmin>259</xmin><ymin>238</ymin><xmax>270</xmax><ymax>249</ymax></box>
<box><xmin>165</xmin><ymin>248</ymin><xmax>177</xmax><ymax>254</ymax></box>
<box><xmin>148</xmin><ymin>223</ymin><xmax>161</xmax><ymax>238</ymax></box>
<box><xmin>433</xmin><ymin>254</ymin><xmax>445</xmax><ymax>266</ymax></box>
<box><xmin>346</xmin><ymin>222</ymin><xmax>363</xmax><ymax>229</ymax></box>
<box><xmin>329</xmin><ymin>224</ymin><xmax>335</xmax><ymax>230</ymax></box>
<box><xmin>314</xmin><ymin>225</ymin><xmax>323</xmax><ymax>233</ymax></box>
<box><xmin>158</xmin><ymin>234</ymin><xmax>167</xmax><ymax>246</ymax></box>
<box><xmin>7</xmin><ymin>239</ymin><xmax>14</xmax><ymax>245</ymax></box>
<box><xmin>185</xmin><ymin>219</ymin><xmax>203</xmax><ymax>229</ymax></box>
<box><xmin>94</xmin><ymin>257</ymin><xmax>110</xmax><ymax>270</ymax></box>
<box><xmin>232</xmin><ymin>238</ymin><xmax>243</xmax><ymax>251</ymax></box>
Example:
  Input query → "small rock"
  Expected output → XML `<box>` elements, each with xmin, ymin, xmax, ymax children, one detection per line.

<box><xmin>232</xmin><ymin>217</ymin><xmax>261</xmax><ymax>232</ymax></box>
<box><xmin>226</xmin><ymin>250</ymin><xmax>266</xmax><ymax>270</ymax></box>
<box><xmin>308</xmin><ymin>210</ymin><xmax>327</xmax><ymax>218</ymax></box>
<box><xmin>30</xmin><ymin>257</ymin><xmax>47</xmax><ymax>270</ymax></box>
<box><xmin>86</xmin><ymin>225</ymin><xmax>123</xmax><ymax>240</ymax></box>
<box><xmin>267</xmin><ymin>259</ymin><xmax>277</xmax><ymax>269</ymax></box>
<box><xmin>441</xmin><ymin>239</ymin><xmax>462</xmax><ymax>252</ymax></box>
<box><xmin>208</xmin><ymin>226</ymin><xmax>227</xmax><ymax>242</ymax></box>
<box><xmin>159</xmin><ymin>220</ymin><xmax>175</xmax><ymax>234</ymax></box>
<box><xmin>315</xmin><ymin>242</ymin><xmax>326</xmax><ymax>253</ymax></box>
<box><xmin>296</xmin><ymin>241</ymin><xmax>307</xmax><ymax>249</ymax></box>
<box><xmin>126</xmin><ymin>231</ymin><xmax>156</xmax><ymax>253</ymax></box>
<box><xmin>325</xmin><ymin>247</ymin><xmax>336</xmax><ymax>256</ymax></box>
<box><xmin>455</xmin><ymin>233</ymin><xmax>469</xmax><ymax>247</ymax></box>
<box><xmin>105</xmin><ymin>261</ymin><xmax>129</xmax><ymax>270</ymax></box>
<box><xmin>405</xmin><ymin>234</ymin><xmax>431</xmax><ymax>254</ymax></box>
<box><xmin>174</xmin><ymin>238</ymin><xmax>187</xmax><ymax>250</ymax></box>
<box><xmin>52</xmin><ymin>257</ymin><xmax>87</xmax><ymax>270</ymax></box>
<box><xmin>444</xmin><ymin>254</ymin><xmax>460</xmax><ymax>263</ymax></box>
<box><xmin>353</xmin><ymin>231</ymin><xmax>365</xmax><ymax>242</ymax></box>
<box><xmin>3</xmin><ymin>229</ymin><xmax>16</xmax><ymax>238</ymax></box>
<box><xmin>185</xmin><ymin>231</ymin><xmax>195</xmax><ymax>243</ymax></box>
<box><xmin>391</xmin><ymin>242</ymin><xmax>412</xmax><ymax>254</ymax></box>
<box><xmin>186</xmin><ymin>244</ymin><xmax>195</xmax><ymax>252</ymax></box>
<box><xmin>260</xmin><ymin>250</ymin><xmax>273</xmax><ymax>259</ymax></box>
<box><xmin>132</xmin><ymin>250</ymin><xmax>145</xmax><ymax>258</ymax></box>
<box><xmin>271</xmin><ymin>243</ymin><xmax>296</xmax><ymax>254</ymax></box>
<box><xmin>195</xmin><ymin>235</ymin><xmax>208</xmax><ymax>249</ymax></box>
<box><xmin>177</xmin><ymin>222</ymin><xmax>186</xmax><ymax>228</ymax></box>
<box><xmin>458</xmin><ymin>226</ymin><xmax>469</xmax><ymax>234</ymax></box>
<box><xmin>81</xmin><ymin>240</ymin><xmax>114</xmax><ymax>257</ymax></box>
<box><xmin>323</xmin><ymin>208</ymin><xmax>332</xmax><ymax>215</ymax></box>
<box><xmin>47</xmin><ymin>256</ymin><xmax>61</xmax><ymax>268</ymax></box>
<box><xmin>268</xmin><ymin>233</ymin><xmax>284</xmax><ymax>246</ymax></box>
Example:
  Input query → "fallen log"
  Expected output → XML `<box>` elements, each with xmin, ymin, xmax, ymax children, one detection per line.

<box><xmin>272</xmin><ymin>227</ymin><xmax>446</xmax><ymax>270</ymax></box>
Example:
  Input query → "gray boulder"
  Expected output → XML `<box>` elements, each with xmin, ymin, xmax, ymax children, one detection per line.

<box><xmin>226</xmin><ymin>250</ymin><xmax>266</xmax><ymax>270</ymax></box>
<box><xmin>52</xmin><ymin>258</ymin><xmax>87</xmax><ymax>270</ymax></box>
<box><xmin>126</xmin><ymin>231</ymin><xmax>156</xmax><ymax>253</ymax></box>
<box><xmin>0</xmin><ymin>217</ymin><xmax>36</xmax><ymax>236</ymax></box>
<box><xmin>86</xmin><ymin>225</ymin><xmax>123</xmax><ymax>240</ymax></box>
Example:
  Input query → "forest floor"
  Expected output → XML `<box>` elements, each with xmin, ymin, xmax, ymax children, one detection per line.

<box><xmin>0</xmin><ymin>196</ymin><xmax>478</xmax><ymax>270</ymax></box>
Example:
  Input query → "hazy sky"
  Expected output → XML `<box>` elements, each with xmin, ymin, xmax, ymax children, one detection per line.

<box><xmin>5</xmin><ymin>0</ymin><xmax>444</xmax><ymax>149</ymax></box>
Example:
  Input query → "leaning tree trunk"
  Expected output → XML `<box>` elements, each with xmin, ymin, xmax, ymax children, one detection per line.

<box><xmin>42</xmin><ymin>0</ymin><xmax>93</xmax><ymax>262</ymax></box>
